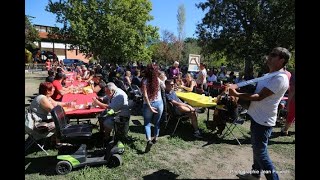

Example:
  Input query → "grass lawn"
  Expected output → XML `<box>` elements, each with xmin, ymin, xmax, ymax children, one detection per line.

<box><xmin>25</xmin><ymin>73</ymin><xmax>295</xmax><ymax>179</ymax></box>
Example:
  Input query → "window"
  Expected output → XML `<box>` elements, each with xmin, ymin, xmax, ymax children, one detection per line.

<box><xmin>40</xmin><ymin>26</ymin><xmax>47</xmax><ymax>32</ymax></box>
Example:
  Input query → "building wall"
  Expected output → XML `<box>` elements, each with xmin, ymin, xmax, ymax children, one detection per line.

<box><xmin>34</xmin><ymin>41</ymin><xmax>90</xmax><ymax>63</ymax></box>
<box><xmin>34</xmin><ymin>25</ymin><xmax>90</xmax><ymax>63</ymax></box>
<box><xmin>66</xmin><ymin>50</ymin><xmax>90</xmax><ymax>63</ymax></box>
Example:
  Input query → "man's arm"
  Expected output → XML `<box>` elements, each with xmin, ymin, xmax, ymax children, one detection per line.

<box><xmin>92</xmin><ymin>97</ymin><xmax>109</xmax><ymax>109</ymax></box>
<box><xmin>229</xmin><ymin>87</ymin><xmax>274</xmax><ymax>101</ymax></box>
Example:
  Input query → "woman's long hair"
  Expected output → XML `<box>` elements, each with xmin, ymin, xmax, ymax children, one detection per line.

<box><xmin>144</xmin><ymin>64</ymin><xmax>159</xmax><ymax>101</ymax></box>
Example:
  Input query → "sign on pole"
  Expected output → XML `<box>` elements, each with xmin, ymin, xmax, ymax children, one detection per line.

<box><xmin>188</xmin><ymin>54</ymin><xmax>200</xmax><ymax>72</ymax></box>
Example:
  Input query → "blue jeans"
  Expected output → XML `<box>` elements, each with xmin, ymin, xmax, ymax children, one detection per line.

<box><xmin>143</xmin><ymin>100</ymin><xmax>164</xmax><ymax>140</ymax></box>
<box><xmin>250</xmin><ymin>116</ymin><xmax>279</xmax><ymax>180</ymax></box>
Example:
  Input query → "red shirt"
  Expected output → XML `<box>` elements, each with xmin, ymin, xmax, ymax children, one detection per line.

<box><xmin>52</xmin><ymin>80</ymin><xmax>63</xmax><ymax>101</ymax></box>
<box><xmin>284</xmin><ymin>70</ymin><xmax>292</xmax><ymax>90</ymax></box>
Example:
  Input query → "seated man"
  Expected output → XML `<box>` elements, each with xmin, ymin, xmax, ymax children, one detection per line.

<box><xmin>91</xmin><ymin>73</ymin><xmax>107</xmax><ymax>97</ymax></box>
<box><xmin>164</xmin><ymin>79</ymin><xmax>202</xmax><ymax>138</ymax></box>
<box><xmin>92</xmin><ymin>82</ymin><xmax>130</xmax><ymax>140</ymax></box>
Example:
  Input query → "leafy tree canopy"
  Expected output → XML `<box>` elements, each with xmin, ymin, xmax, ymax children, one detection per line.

<box><xmin>196</xmin><ymin>0</ymin><xmax>295</xmax><ymax>75</ymax></box>
<box><xmin>46</xmin><ymin>0</ymin><xmax>159</xmax><ymax>65</ymax></box>
<box><xmin>25</xmin><ymin>15</ymin><xmax>39</xmax><ymax>50</ymax></box>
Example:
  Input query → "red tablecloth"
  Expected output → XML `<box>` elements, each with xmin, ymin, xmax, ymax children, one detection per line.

<box><xmin>65</xmin><ymin>80</ymin><xmax>88</xmax><ymax>87</ymax></box>
<box><xmin>62</xmin><ymin>93</ymin><xmax>104</xmax><ymax>115</ymax></box>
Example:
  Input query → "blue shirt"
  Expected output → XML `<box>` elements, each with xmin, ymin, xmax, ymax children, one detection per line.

<box><xmin>102</xmin><ymin>88</ymin><xmax>130</xmax><ymax>118</ymax></box>
<box><xmin>165</xmin><ymin>90</ymin><xmax>182</xmax><ymax>103</ymax></box>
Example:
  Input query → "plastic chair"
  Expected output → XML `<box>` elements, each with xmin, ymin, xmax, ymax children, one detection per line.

<box><xmin>164</xmin><ymin>101</ymin><xmax>190</xmax><ymax>135</ymax></box>
<box><xmin>25</xmin><ymin>109</ymin><xmax>54</xmax><ymax>155</ymax></box>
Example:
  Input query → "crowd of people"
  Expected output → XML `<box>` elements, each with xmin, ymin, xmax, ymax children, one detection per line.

<box><xmin>27</xmin><ymin>47</ymin><xmax>294</xmax><ymax>180</ymax></box>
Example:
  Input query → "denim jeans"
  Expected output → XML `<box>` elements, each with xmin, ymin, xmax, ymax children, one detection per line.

<box><xmin>143</xmin><ymin>100</ymin><xmax>164</xmax><ymax>140</ymax></box>
<box><xmin>249</xmin><ymin>116</ymin><xmax>279</xmax><ymax>180</ymax></box>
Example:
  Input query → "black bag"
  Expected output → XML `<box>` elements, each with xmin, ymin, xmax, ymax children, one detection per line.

<box><xmin>237</xmin><ymin>84</ymin><xmax>256</xmax><ymax>109</ymax></box>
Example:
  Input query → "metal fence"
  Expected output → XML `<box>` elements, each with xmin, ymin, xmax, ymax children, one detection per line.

<box><xmin>25</xmin><ymin>63</ymin><xmax>47</xmax><ymax>72</ymax></box>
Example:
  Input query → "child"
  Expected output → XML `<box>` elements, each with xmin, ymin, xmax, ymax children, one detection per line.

<box><xmin>209</xmin><ymin>89</ymin><xmax>239</xmax><ymax>135</ymax></box>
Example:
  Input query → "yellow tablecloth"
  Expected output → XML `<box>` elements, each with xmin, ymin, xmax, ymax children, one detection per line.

<box><xmin>176</xmin><ymin>92</ymin><xmax>217</xmax><ymax>107</ymax></box>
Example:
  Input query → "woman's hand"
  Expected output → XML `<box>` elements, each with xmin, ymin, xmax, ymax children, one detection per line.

<box><xmin>150</xmin><ymin>106</ymin><xmax>158</xmax><ymax>113</ymax></box>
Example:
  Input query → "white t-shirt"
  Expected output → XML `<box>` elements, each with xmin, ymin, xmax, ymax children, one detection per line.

<box><xmin>196</xmin><ymin>69</ymin><xmax>207</xmax><ymax>85</ymax></box>
<box><xmin>248</xmin><ymin>72</ymin><xmax>289</xmax><ymax>126</ymax></box>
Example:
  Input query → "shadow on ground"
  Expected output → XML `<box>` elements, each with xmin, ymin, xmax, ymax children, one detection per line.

<box><xmin>270</xmin><ymin>131</ymin><xmax>295</xmax><ymax>139</ymax></box>
<box><xmin>143</xmin><ymin>169</ymin><xmax>179</xmax><ymax>180</ymax></box>
<box><xmin>25</xmin><ymin>156</ymin><xmax>57</xmax><ymax>176</ymax></box>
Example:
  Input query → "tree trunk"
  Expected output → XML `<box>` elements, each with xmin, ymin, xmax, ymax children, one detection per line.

<box><xmin>244</xmin><ymin>58</ymin><xmax>253</xmax><ymax>78</ymax></box>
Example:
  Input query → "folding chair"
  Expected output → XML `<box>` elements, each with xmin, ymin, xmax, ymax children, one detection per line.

<box><xmin>164</xmin><ymin>101</ymin><xmax>190</xmax><ymax>135</ymax></box>
<box><xmin>25</xmin><ymin>109</ymin><xmax>54</xmax><ymax>155</ymax></box>
<box><xmin>220</xmin><ymin>106</ymin><xmax>247</xmax><ymax>145</ymax></box>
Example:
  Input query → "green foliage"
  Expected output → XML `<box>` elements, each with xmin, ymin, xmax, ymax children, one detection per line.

<box><xmin>149</xmin><ymin>30</ymin><xmax>181</xmax><ymax>67</ymax></box>
<box><xmin>25</xmin><ymin>15</ymin><xmax>39</xmax><ymax>50</ymax></box>
<box><xmin>25</xmin><ymin>48</ymin><xmax>33</xmax><ymax>63</ymax></box>
<box><xmin>196</xmin><ymin>0</ymin><xmax>295</xmax><ymax>75</ymax></box>
<box><xmin>46</xmin><ymin>0</ymin><xmax>159</xmax><ymax>65</ymax></box>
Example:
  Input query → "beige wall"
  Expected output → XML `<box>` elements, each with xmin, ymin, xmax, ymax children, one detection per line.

<box><xmin>66</xmin><ymin>49</ymin><xmax>90</xmax><ymax>63</ymax></box>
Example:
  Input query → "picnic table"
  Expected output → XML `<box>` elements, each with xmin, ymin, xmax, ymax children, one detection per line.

<box><xmin>62</xmin><ymin>92</ymin><xmax>104</xmax><ymax>123</ymax></box>
<box><xmin>176</xmin><ymin>92</ymin><xmax>217</xmax><ymax>123</ymax></box>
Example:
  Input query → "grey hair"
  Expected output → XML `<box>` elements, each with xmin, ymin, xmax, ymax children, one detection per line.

<box><xmin>159</xmin><ymin>71</ymin><xmax>166</xmax><ymax>76</ymax></box>
<box><xmin>106</xmin><ymin>82</ymin><xmax>118</xmax><ymax>91</ymax></box>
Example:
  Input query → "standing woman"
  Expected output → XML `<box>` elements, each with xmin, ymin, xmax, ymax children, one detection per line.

<box><xmin>141</xmin><ymin>64</ymin><xmax>164</xmax><ymax>153</ymax></box>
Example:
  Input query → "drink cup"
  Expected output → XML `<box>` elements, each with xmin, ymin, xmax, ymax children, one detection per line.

<box><xmin>71</xmin><ymin>101</ymin><xmax>76</xmax><ymax>108</ymax></box>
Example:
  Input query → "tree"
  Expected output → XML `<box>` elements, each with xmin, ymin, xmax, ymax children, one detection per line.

<box><xmin>196</xmin><ymin>0</ymin><xmax>295</xmax><ymax>76</ymax></box>
<box><xmin>25</xmin><ymin>15</ymin><xmax>39</xmax><ymax>50</ymax></box>
<box><xmin>177</xmin><ymin>4</ymin><xmax>186</xmax><ymax>62</ymax></box>
<box><xmin>46</xmin><ymin>0</ymin><xmax>159</xmax><ymax>65</ymax></box>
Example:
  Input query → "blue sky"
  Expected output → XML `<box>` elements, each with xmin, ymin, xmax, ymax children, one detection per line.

<box><xmin>25</xmin><ymin>0</ymin><xmax>207</xmax><ymax>38</ymax></box>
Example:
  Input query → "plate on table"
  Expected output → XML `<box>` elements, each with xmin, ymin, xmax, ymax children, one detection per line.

<box><xmin>74</xmin><ymin>104</ymin><xmax>86</xmax><ymax>110</ymax></box>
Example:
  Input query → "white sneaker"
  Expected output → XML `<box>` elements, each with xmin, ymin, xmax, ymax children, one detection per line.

<box><xmin>236</xmin><ymin>173</ymin><xmax>260</xmax><ymax>180</ymax></box>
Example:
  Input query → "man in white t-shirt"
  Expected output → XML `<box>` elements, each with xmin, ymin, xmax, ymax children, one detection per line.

<box><xmin>195</xmin><ymin>62</ymin><xmax>207</xmax><ymax>92</ymax></box>
<box><xmin>228</xmin><ymin>47</ymin><xmax>290</xmax><ymax>180</ymax></box>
